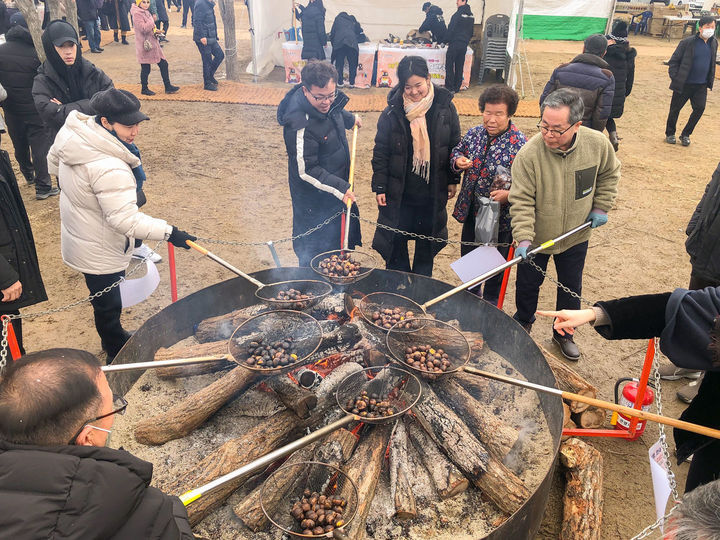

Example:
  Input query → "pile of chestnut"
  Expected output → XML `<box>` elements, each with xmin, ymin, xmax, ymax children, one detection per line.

<box><xmin>243</xmin><ymin>337</ymin><xmax>298</xmax><ymax>369</ymax></box>
<box><xmin>290</xmin><ymin>489</ymin><xmax>347</xmax><ymax>536</ymax></box>
<box><xmin>370</xmin><ymin>307</ymin><xmax>416</xmax><ymax>329</ymax></box>
<box><xmin>273</xmin><ymin>288</ymin><xmax>312</xmax><ymax>309</ymax></box>
<box><xmin>345</xmin><ymin>389</ymin><xmax>394</xmax><ymax>419</ymax></box>
<box><xmin>317</xmin><ymin>253</ymin><xmax>361</xmax><ymax>278</ymax></box>
<box><xmin>404</xmin><ymin>345</ymin><xmax>452</xmax><ymax>373</ymax></box>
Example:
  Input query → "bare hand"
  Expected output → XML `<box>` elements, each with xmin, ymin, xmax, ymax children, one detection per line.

<box><xmin>354</xmin><ymin>115</ymin><xmax>362</xmax><ymax>128</ymax></box>
<box><xmin>50</xmin><ymin>98</ymin><xmax>62</xmax><ymax>105</ymax></box>
<box><xmin>490</xmin><ymin>189</ymin><xmax>509</xmax><ymax>204</ymax></box>
<box><xmin>454</xmin><ymin>156</ymin><xmax>472</xmax><ymax>170</ymax></box>
<box><xmin>448</xmin><ymin>184</ymin><xmax>457</xmax><ymax>200</ymax></box>
<box><xmin>376</xmin><ymin>193</ymin><xmax>387</xmax><ymax>206</ymax></box>
<box><xmin>1</xmin><ymin>280</ymin><xmax>22</xmax><ymax>302</ymax></box>
<box><xmin>200</xmin><ymin>37</ymin><xmax>207</xmax><ymax>45</ymax></box>
<box><xmin>535</xmin><ymin>309</ymin><xmax>596</xmax><ymax>336</ymax></box>
<box><xmin>342</xmin><ymin>189</ymin><xmax>356</xmax><ymax>205</ymax></box>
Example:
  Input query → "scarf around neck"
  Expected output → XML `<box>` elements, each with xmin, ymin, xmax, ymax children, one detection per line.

<box><xmin>403</xmin><ymin>81</ymin><xmax>434</xmax><ymax>183</ymax></box>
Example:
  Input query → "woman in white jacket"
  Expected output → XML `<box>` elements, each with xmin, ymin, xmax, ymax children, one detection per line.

<box><xmin>48</xmin><ymin>88</ymin><xmax>195</xmax><ymax>361</ymax></box>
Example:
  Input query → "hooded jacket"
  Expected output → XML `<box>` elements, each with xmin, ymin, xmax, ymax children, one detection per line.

<box><xmin>540</xmin><ymin>53</ymin><xmax>616</xmax><ymax>132</ymax></box>
<box><xmin>48</xmin><ymin>111</ymin><xmax>171</xmax><ymax>275</ymax></box>
<box><xmin>686</xmin><ymin>162</ymin><xmax>720</xmax><ymax>283</ymax></box>
<box><xmin>33</xmin><ymin>21</ymin><xmax>114</xmax><ymax>142</ymax></box>
<box><xmin>0</xmin><ymin>25</ymin><xmax>41</xmax><ymax>119</ymax></box>
<box><xmin>668</xmin><ymin>32</ymin><xmax>718</xmax><ymax>92</ymax></box>
<box><xmin>604</xmin><ymin>40</ymin><xmax>636</xmax><ymax>119</ymax></box>
<box><xmin>295</xmin><ymin>1</ymin><xmax>326</xmax><ymax>60</ymax></box>
<box><xmin>0</xmin><ymin>440</ymin><xmax>194</xmax><ymax>539</ymax></box>
<box><xmin>446</xmin><ymin>3</ymin><xmax>473</xmax><ymax>46</ymax></box>
<box><xmin>419</xmin><ymin>5</ymin><xmax>447</xmax><ymax>44</ymax></box>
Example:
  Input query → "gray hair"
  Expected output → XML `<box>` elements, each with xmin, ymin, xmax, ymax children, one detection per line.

<box><xmin>540</xmin><ymin>88</ymin><xmax>585</xmax><ymax>125</ymax></box>
<box><xmin>668</xmin><ymin>480</ymin><xmax>720</xmax><ymax>540</ymax></box>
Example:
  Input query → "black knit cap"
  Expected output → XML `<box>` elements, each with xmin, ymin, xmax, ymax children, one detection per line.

<box><xmin>90</xmin><ymin>88</ymin><xmax>150</xmax><ymax>125</ymax></box>
<box><xmin>44</xmin><ymin>19</ymin><xmax>78</xmax><ymax>46</ymax></box>
<box><xmin>422</xmin><ymin>2</ymin><xmax>431</xmax><ymax>10</ymax></box>
<box><xmin>611</xmin><ymin>20</ymin><xmax>628</xmax><ymax>38</ymax></box>
<box><xmin>9</xmin><ymin>13</ymin><xmax>27</xmax><ymax>28</ymax></box>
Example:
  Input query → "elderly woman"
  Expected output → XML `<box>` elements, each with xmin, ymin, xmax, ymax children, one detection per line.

<box><xmin>371</xmin><ymin>55</ymin><xmax>461</xmax><ymax>277</ymax></box>
<box><xmin>451</xmin><ymin>84</ymin><xmax>526</xmax><ymax>305</ymax></box>
<box><xmin>48</xmin><ymin>88</ymin><xmax>195</xmax><ymax>362</ymax></box>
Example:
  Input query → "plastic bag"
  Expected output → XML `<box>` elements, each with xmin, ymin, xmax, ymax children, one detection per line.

<box><xmin>490</xmin><ymin>165</ymin><xmax>512</xmax><ymax>192</ymax></box>
<box><xmin>474</xmin><ymin>197</ymin><xmax>500</xmax><ymax>244</ymax></box>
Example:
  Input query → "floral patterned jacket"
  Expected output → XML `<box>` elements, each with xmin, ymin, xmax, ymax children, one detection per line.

<box><xmin>451</xmin><ymin>122</ymin><xmax>526</xmax><ymax>232</ymax></box>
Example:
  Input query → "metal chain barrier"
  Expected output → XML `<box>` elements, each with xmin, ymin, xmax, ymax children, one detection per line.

<box><xmin>526</xmin><ymin>257</ymin><xmax>595</xmax><ymax>307</ymax></box>
<box><xmin>630</xmin><ymin>504</ymin><xmax>678</xmax><ymax>540</ymax></box>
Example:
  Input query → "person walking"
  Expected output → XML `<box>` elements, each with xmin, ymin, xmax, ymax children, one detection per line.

<box><xmin>665</xmin><ymin>15</ymin><xmax>717</xmax><ymax>147</ymax></box>
<box><xmin>419</xmin><ymin>2</ymin><xmax>447</xmax><ymax>44</ymax></box>
<box><xmin>193</xmin><ymin>0</ymin><xmax>224</xmax><ymax>91</ymax></box>
<box><xmin>149</xmin><ymin>0</ymin><xmax>169</xmax><ymax>40</ymax></box>
<box><xmin>180</xmin><ymin>0</ymin><xmax>193</xmax><ymax>27</ymax></box>
<box><xmin>604</xmin><ymin>20</ymin><xmax>636</xmax><ymax>151</ymax></box>
<box><xmin>47</xmin><ymin>88</ymin><xmax>196</xmax><ymax>361</ymax></box>
<box><xmin>102</xmin><ymin>0</ymin><xmax>131</xmax><ymax>44</ymax></box>
<box><xmin>277</xmin><ymin>60</ymin><xmax>362</xmax><ymax>266</ymax></box>
<box><xmin>328</xmin><ymin>11</ymin><xmax>363</xmax><ymax>88</ymax></box>
<box><xmin>0</xmin><ymin>13</ymin><xmax>57</xmax><ymax>199</ymax></box>
<box><xmin>444</xmin><ymin>0</ymin><xmax>473</xmax><ymax>93</ymax></box>
<box><xmin>131</xmin><ymin>0</ymin><xmax>179</xmax><ymax>95</ymax></box>
<box><xmin>371</xmin><ymin>55</ymin><xmax>461</xmax><ymax>277</ymax></box>
<box><xmin>451</xmin><ymin>84</ymin><xmax>526</xmax><ymax>304</ymax></box>
<box><xmin>294</xmin><ymin>0</ymin><xmax>327</xmax><ymax>61</ymax></box>
<box><xmin>77</xmin><ymin>0</ymin><xmax>103</xmax><ymax>53</ymax></box>
<box><xmin>32</xmin><ymin>20</ymin><xmax>114</xmax><ymax>145</ymax></box>
<box><xmin>540</xmin><ymin>34</ymin><xmax>615</xmax><ymax>132</ymax></box>
<box><xmin>509</xmin><ymin>88</ymin><xmax>620</xmax><ymax>360</ymax></box>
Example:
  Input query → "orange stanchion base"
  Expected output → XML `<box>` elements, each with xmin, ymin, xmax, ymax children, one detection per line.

<box><xmin>1</xmin><ymin>315</ymin><xmax>22</xmax><ymax>360</ymax></box>
<box><xmin>497</xmin><ymin>245</ymin><xmax>515</xmax><ymax>309</ymax></box>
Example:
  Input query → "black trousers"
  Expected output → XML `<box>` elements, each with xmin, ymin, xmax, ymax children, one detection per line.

<box><xmin>334</xmin><ymin>46</ymin><xmax>358</xmax><ymax>86</ymax></box>
<box><xmin>4</xmin><ymin>112</ymin><xmax>52</xmax><ymax>192</ymax></box>
<box><xmin>140</xmin><ymin>58</ymin><xmax>170</xmax><ymax>87</ymax></box>
<box><xmin>83</xmin><ymin>270</ymin><xmax>129</xmax><ymax>360</ymax></box>
<box><xmin>181</xmin><ymin>0</ymin><xmax>193</xmax><ymax>26</ymax></box>
<box><xmin>460</xmin><ymin>216</ymin><xmax>512</xmax><ymax>306</ymax></box>
<box><xmin>155</xmin><ymin>18</ymin><xmax>169</xmax><ymax>34</ymax></box>
<box><xmin>196</xmin><ymin>40</ymin><xmax>224</xmax><ymax>84</ymax></box>
<box><xmin>445</xmin><ymin>42</ymin><xmax>466</xmax><ymax>92</ymax></box>
<box><xmin>387</xmin><ymin>202</ymin><xmax>436</xmax><ymax>277</ymax></box>
<box><xmin>0</xmin><ymin>310</ymin><xmax>24</xmax><ymax>357</ymax></box>
<box><xmin>514</xmin><ymin>241</ymin><xmax>588</xmax><ymax>332</ymax></box>
<box><xmin>665</xmin><ymin>83</ymin><xmax>707</xmax><ymax>137</ymax></box>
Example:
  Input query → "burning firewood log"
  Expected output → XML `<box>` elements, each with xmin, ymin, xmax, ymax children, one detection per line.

<box><xmin>559</xmin><ymin>438</ymin><xmax>604</xmax><ymax>540</ymax></box>
<box><xmin>388</xmin><ymin>420</ymin><xmax>417</xmax><ymax>520</ymax></box>
<box><xmin>406</xmin><ymin>419</ymin><xmax>469</xmax><ymax>499</ymax></box>
<box><xmin>412</xmin><ymin>382</ymin><xmax>530</xmax><ymax>515</ymax></box>
<box><xmin>195</xmin><ymin>309</ymin><xmax>252</xmax><ymax>343</ymax></box>
<box><xmin>537</xmin><ymin>343</ymin><xmax>597</xmax><ymax>414</ymax></box>
<box><xmin>266</xmin><ymin>375</ymin><xmax>318</xmax><ymax>419</ymax></box>
<box><xmin>434</xmin><ymin>377</ymin><xmax>519</xmax><ymax>459</ymax></box>
<box><xmin>233</xmin><ymin>428</ymin><xmax>358</xmax><ymax>532</ymax></box>
<box><xmin>168</xmin><ymin>362</ymin><xmax>363</xmax><ymax>526</ymax></box>
<box><xmin>154</xmin><ymin>340</ymin><xmax>233</xmax><ymax>379</ymax></box>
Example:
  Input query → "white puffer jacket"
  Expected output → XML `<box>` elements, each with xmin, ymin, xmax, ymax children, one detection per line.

<box><xmin>48</xmin><ymin>110</ymin><xmax>172</xmax><ymax>275</ymax></box>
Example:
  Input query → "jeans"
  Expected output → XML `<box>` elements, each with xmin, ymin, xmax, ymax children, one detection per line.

<box><xmin>513</xmin><ymin>241</ymin><xmax>588</xmax><ymax>333</ymax></box>
<box><xmin>445</xmin><ymin>42</ymin><xmax>466</xmax><ymax>92</ymax></box>
<box><xmin>386</xmin><ymin>202</ymin><xmax>437</xmax><ymax>277</ymax></box>
<box><xmin>4</xmin><ymin>112</ymin><xmax>52</xmax><ymax>193</ymax></box>
<box><xmin>182</xmin><ymin>0</ymin><xmax>194</xmax><ymax>25</ymax></box>
<box><xmin>81</xmin><ymin>18</ymin><xmax>101</xmax><ymax>50</ymax></box>
<box><xmin>195</xmin><ymin>40</ymin><xmax>224</xmax><ymax>84</ymax></box>
<box><xmin>665</xmin><ymin>83</ymin><xmax>708</xmax><ymax>137</ymax></box>
<box><xmin>334</xmin><ymin>45</ymin><xmax>358</xmax><ymax>86</ymax></box>
<box><xmin>460</xmin><ymin>218</ymin><xmax>512</xmax><ymax>306</ymax></box>
<box><xmin>83</xmin><ymin>270</ymin><xmax>130</xmax><ymax>360</ymax></box>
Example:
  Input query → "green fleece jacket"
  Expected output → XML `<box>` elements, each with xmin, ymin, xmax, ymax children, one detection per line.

<box><xmin>508</xmin><ymin>126</ymin><xmax>620</xmax><ymax>254</ymax></box>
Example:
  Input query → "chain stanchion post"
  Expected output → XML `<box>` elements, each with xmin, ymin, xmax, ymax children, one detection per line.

<box><xmin>1</xmin><ymin>315</ymin><xmax>21</xmax><ymax>361</ymax></box>
<box><xmin>167</xmin><ymin>243</ymin><xmax>178</xmax><ymax>303</ymax></box>
<box><xmin>266</xmin><ymin>241</ymin><xmax>282</xmax><ymax>268</ymax></box>
<box><xmin>626</xmin><ymin>339</ymin><xmax>655</xmax><ymax>437</ymax></box>
<box><xmin>497</xmin><ymin>245</ymin><xmax>515</xmax><ymax>310</ymax></box>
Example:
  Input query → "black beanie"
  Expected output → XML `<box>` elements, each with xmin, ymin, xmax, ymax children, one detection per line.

<box><xmin>611</xmin><ymin>20</ymin><xmax>629</xmax><ymax>38</ymax></box>
<box><xmin>422</xmin><ymin>2</ymin><xmax>431</xmax><ymax>10</ymax></box>
<box><xmin>91</xmin><ymin>88</ymin><xmax>150</xmax><ymax>125</ymax></box>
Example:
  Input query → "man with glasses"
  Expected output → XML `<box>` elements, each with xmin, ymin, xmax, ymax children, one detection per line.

<box><xmin>278</xmin><ymin>60</ymin><xmax>362</xmax><ymax>266</ymax></box>
<box><xmin>508</xmin><ymin>88</ymin><xmax>620</xmax><ymax>360</ymax></box>
<box><xmin>0</xmin><ymin>348</ymin><xmax>194</xmax><ymax>538</ymax></box>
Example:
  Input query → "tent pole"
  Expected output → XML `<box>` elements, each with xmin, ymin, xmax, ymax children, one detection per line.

<box><xmin>606</xmin><ymin>0</ymin><xmax>618</xmax><ymax>34</ymax></box>
<box><xmin>248</xmin><ymin>0</ymin><xmax>258</xmax><ymax>82</ymax></box>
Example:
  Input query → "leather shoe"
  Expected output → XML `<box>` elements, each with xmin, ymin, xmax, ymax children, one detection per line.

<box><xmin>204</xmin><ymin>83</ymin><xmax>218</xmax><ymax>91</ymax></box>
<box><xmin>665</xmin><ymin>135</ymin><xmax>676</xmax><ymax>144</ymax></box>
<box><xmin>680</xmin><ymin>135</ymin><xmax>691</xmax><ymax>146</ymax></box>
<box><xmin>553</xmin><ymin>334</ymin><xmax>580</xmax><ymax>361</ymax></box>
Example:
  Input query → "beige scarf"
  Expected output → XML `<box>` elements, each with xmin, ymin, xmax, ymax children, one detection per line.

<box><xmin>403</xmin><ymin>81</ymin><xmax>434</xmax><ymax>183</ymax></box>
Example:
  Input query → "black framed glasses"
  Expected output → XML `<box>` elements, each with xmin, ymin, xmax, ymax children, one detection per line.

<box><xmin>536</xmin><ymin>122</ymin><xmax>575</xmax><ymax>137</ymax></box>
<box><xmin>67</xmin><ymin>394</ymin><xmax>128</xmax><ymax>445</ymax></box>
<box><xmin>306</xmin><ymin>89</ymin><xmax>337</xmax><ymax>103</ymax></box>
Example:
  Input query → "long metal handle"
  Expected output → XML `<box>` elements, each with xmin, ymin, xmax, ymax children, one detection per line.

<box><xmin>179</xmin><ymin>414</ymin><xmax>357</xmax><ymax>506</ymax></box>
<box><xmin>102</xmin><ymin>355</ymin><xmax>231</xmax><ymax>372</ymax></box>
<box><xmin>186</xmin><ymin>240</ymin><xmax>265</xmax><ymax>288</ymax></box>
<box><xmin>422</xmin><ymin>221</ymin><xmax>592</xmax><ymax>310</ymax></box>
<box><xmin>462</xmin><ymin>365</ymin><xmax>720</xmax><ymax>440</ymax></box>
<box><xmin>333</xmin><ymin>529</ymin><xmax>351</xmax><ymax>540</ymax></box>
<box><xmin>343</xmin><ymin>122</ymin><xmax>359</xmax><ymax>251</ymax></box>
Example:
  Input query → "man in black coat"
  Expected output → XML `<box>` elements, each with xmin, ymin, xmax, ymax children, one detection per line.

<box><xmin>0</xmin><ymin>149</ymin><xmax>47</xmax><ymax>358</ymax></box>
<box><xmin>0</xmin><ymin>14</ymin><xmax>55</xmax><ymax>198</ymax></box>
<box><xmin>32</xmin><ymin>20</ymin><xmax>114</xmax><ymax>148</ymax></box>
<box><xmin>665</xmin><ymin>15</ymin><xmax>717</xmax><ymax>147</ymax></box>
<box><xmin>419</xmin><ymin>2</ymin><xmax>447</xmax><ymax>44</ymax></box>
<box><xmin>0</xmin><ymin>348</ymin><xmax>195</xmax><ymax>539</ymax></box>
<box><xmin>328</xmin><ymin>11</ymin><xmax>363</xmax><ymax>87</ymax></box>
<box><xmin>445</xmin><ymin>0</ymin><xmax>473</xmax><ymax>93</ymax></box>
<box><xmin>604</xmin><ymin>20</ymin><xmax>636</xmax><ymax>151</ymax></box>
<box><xmin>181</xmin><ymin>0</ymin><xmax>194</xmax><ymax>27</ymax></box>
<box><xmin>277</xmin><ymin>60</ymin><xmax>361</xmax><ymax>266</ymax></box>
<box><xmin>77</xmin><ymin>0</ymin><xmax>103</xmax><ymax>53</ymax></box>
<box><xmin>192</xmin><ymin>0</ymin><xmax>224</xmax><ymax>91</ymax></box>
<box><xmin>294</xmin><ymin>0</ymin><xmax>327</xmax><ymax>60</ymax></box>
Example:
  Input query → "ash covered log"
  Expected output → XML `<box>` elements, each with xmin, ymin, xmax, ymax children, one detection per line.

<box><xmin>389</xmin><ymin>420</ymin><xmax>416</xmax><ymax>520</ymax></box>
<box><xmin>538</xmin><ymin>343</ymin><xmax>597</xmax><ymax>413</ymax></box>
<box><xmin>559</xmin><ymin>438</ymin><xmax>604</xmax><ymax>540</ymax></box>
<box><xmin>572</xmin><ymin>407</ymin><xmax>606</xmax><ymax>429</ymax></box>
<box><xmin>412</xmin><ymin>382</ymin><xmax>530</xmax><ymax>515</ymax></box>
<box><xmin>195</xmin><ymin>309</ymin><xmax>252</xmax><ymax>343</ymax></box>
<box><xmin>154</xmin><ymin>340</ymin><xmax>233</xmax><ymax>379</ymax></box>
<box><xmin>170</xmin><ymin>362</ymin><xmax>363</xmax><ymax>526</ymax></box>
<box><xmin>406</xmin><ymin>419</ymin><xmax>468</xmax><ymax>499</ymax></box>
<box><xmin>266</xmin><ymin>375</ymin><xmax>317</xmax><ymax>419</ymax></box>
<box><xmin>435</xmin><ymin>377</ymin><xmax>518</xmax><ymax>459</ymax></box>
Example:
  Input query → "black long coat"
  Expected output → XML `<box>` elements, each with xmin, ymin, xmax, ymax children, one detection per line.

<box><xmin>0</xmin><ymin>150</ymin><xmax>47</xmax><ymax>311</ymax></box>
<box><xmin>295</xmin><ymin>1</ymin><xmax>326</xmax><ymax>60</ymax></box>
<box><xmin>668</xmin><ymin>33</ymin><xmax>718</xmax><ymax>92</ymax></box>
<box><xmin>686</xmin><ymin>162</ymin><xmax>720</xmax><ymax>283</ymax></box>
<box><xmin>604</xmin><ymin>40</ymin><xmax>636</xmax><ymax>119</ymax></box>
<box><xmin>329</xmin><ymin>12</ymin><xmax>361</xmax><ymax>55</ymax></box>
<box><xmin>0</xmin><ymin>25</ymin><xmax>41</xmax><ymax>119</ymax></box>
<box><xmin>370</xmin><ymin>85</ymin><xmax>461</xmax><ymax>260</ymax></box>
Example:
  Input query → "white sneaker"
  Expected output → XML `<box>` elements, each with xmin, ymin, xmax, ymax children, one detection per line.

<box><xmin>132</xmin><ymin>243</ymin><xmax>162</xmax><ymax>263</ymax></box>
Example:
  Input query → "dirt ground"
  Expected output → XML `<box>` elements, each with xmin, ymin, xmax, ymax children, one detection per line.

<box><xmin>8</xmin><ymin>3</ymin><xmax>720</xmax><ymax>538</ymax></box>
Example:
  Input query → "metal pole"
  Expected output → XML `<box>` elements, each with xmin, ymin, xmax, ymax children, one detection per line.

<box><xmin>266</xmin><ymin>241</ymin><xmax>282</xmax><ymax>268</ymax></box>
<box><xmin>102</xmin><ymin>355</ymin><xmax>230</xmax><ymax>372</ymax></box>
<box><xmin>343</xmin><ymin>122</ymin><xmax>359</xmax><ymax>251</ymax></box>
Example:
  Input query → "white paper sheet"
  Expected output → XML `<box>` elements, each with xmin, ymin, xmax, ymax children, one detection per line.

<box><xmin>450</xmin><ymin>245</ymin><xmax>508</xmax><ymax>284</ymax></box>
<box><xmin>120</xmin><ymin>260</ymin><xmax>160</xmax><ymax>308</ymax></box>
<box><xmin>648</xmin><ymin>439</ymin><xmax>672</xmax><ymax>532</ymax></box>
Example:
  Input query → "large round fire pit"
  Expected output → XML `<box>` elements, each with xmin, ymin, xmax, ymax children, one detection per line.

<box><xmin>110</xmin><ymin>267</ymin><xmax>563</xmax><ymax>539</ymax></box>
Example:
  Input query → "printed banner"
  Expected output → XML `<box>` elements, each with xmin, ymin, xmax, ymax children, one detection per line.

<box><xmin>282</xmin><ymin>42</ymin><xmax>378</xmax><ymax>88</ymax></box>
<box><xmin>376</xmin><ymin>45</ymin><xmax>472</xmax><ymax>89</ymax></box>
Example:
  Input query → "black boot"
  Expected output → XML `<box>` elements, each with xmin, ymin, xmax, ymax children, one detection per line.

<box><xmin>121</xmin><ymin>35</ymin><xmax>129</xmax><ymax>45</ymax></box>
<box><xmin>141</xmin><ymin>86</ymin><xmax>156</xmax><ymax>95</ymax></box>
<box><xmin>113</xmin><ymin>31</ymin><xmax>119</xmax><ymax>42</ymax></box>
<box><xmin>140</xmin><ymin>68</ymin><xmax>154</xmax><ymax>95</ymax></box>
<box><xmin>159</xmin><ymin>61</ymin><xmax>179</xmax><ymax>93</ymax></box>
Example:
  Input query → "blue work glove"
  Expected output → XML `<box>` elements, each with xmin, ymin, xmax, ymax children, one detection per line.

<box><xmin>587</xmin><ymin>209</ymin><xmax>608</xmax><ymax>229</ymax></box>
<box><xmin>515</xmin><ymin>240</ymin><xmax>532</xmax><ymax>260</ymax></box>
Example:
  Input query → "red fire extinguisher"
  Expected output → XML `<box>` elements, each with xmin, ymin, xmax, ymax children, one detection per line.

<box><xmin>612</xmin><ymin>378</ymin><xmax>655</xmax><ymax>440</ymax></box>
